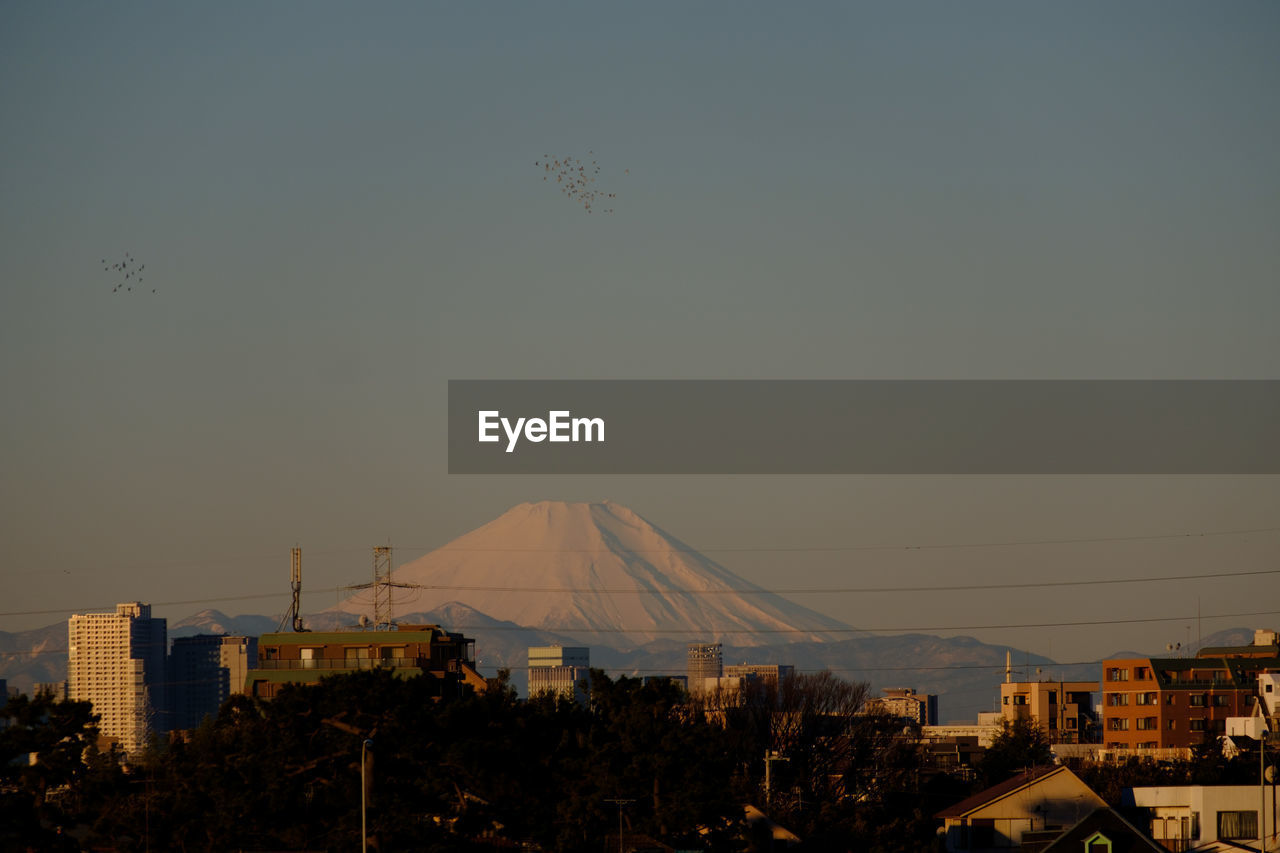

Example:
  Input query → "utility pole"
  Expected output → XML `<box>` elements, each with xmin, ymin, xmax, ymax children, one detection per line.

<box><xmin>764</xmin><ymin>750</ymin><xmax>790</xmax><ymax>808</ymax></box>
<box><xmin>1262</xmin><ymin>724</ymin><xmax>1272</xmax><ymax>853</ymax></box>
<box><xmin>362</xmin><ymin>738</ymin><xmax>374</xmax><ymax>853</ymax></box>
<box><xmin>605</xmin><ymin>798</ymin><xmax>634</xmax><ymax>853</ymax></box>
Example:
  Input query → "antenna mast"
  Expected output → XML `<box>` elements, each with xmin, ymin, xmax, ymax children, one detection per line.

<box><xmin>372</xmin><ymin>546</ymin><xmax>393</xmax><ymax>629</ymax></box>
<box><xmin>291</xmin><ymin>547</ymin><xmax>305</xmax><ymax>632</ymax></box>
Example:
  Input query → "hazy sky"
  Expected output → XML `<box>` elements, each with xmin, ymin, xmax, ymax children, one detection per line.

<box><xmin>2</xmin><ymin>2</ymin><xmax>1277</xmax><ymax>665</ymax></box>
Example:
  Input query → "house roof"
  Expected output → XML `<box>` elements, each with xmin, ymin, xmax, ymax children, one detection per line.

<box><xmin>1038</xmin><ymin>807</ymin><xmax>1165</xmax><ymax>853</ymax></box>
<box><xmin>743</xmin><ymin>805</ymin><xmax>801</xmax><ymax>843</ymax></box>
<box><xmin>935</xmin><ymin>766</ymin><xmax>1063</xmax><ymax>819</ymax></box>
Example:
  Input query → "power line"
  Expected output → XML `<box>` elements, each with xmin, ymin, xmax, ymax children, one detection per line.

<box><xmin>4</xmin><ymin>524</ymin><xmax>1275</xmax><ymax>583</ymax></box>
<box><xmin>3</xmin><ymin>607</ymin><xmax>1277</xmax><ymax>660</ymax></box>
<box><xmin>394</xmin><ymin>524</ymin><xmax>1280</xmax><ymax>555</ymax></box>
<box><xmin>415</xmin><ymin>608</ymin><xmax>1280</xmax><ymax>635</ymax></box>
<box><xmin>2</xmin><ymin>565</ymin><xmax>1277</xmax><ymax>620</ymax></box>
<box><xmin>364</xmin><ymin>566</ymin><xmax>1280</xmax><ymax>596</ymax></box>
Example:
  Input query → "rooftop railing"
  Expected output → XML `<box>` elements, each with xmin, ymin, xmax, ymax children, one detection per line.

<box><xmin>256</xmin><ymin>657</ymin><xmax>422</xmax><ymax>671</ymax></box>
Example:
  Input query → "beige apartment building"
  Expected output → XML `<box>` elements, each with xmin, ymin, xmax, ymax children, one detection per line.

<box><xmin>999</xmin><ymin>679</ymin><xmax>1098</xmax><ymax>744</ymax></box>
<box><xmin>67</xmin><ymin>602</ymin><xmax>167</xmax><ymax>755</ymax></box>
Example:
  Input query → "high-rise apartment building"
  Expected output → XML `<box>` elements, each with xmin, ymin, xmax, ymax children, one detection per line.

<box><xmin>67</xmin><ymin>602</ymin><xmax>167</xmax><ymax>754</ymax></box>
<box><xmin>687</xmin><ymin>643</ymin><xmax>723</xmax><ymax>692</ymax></box>
<box><xmin>877</xmin><ymin>687</ymin><xmax>940</xmax><ymax>726</ymax></box>
<box><xmin>169</xmin><ymin>635</ymin><xmax>257</xmax><ymax>731</ymax></box>
<box><xmin>527</xmin><ymin>645</ymin><xmax>591</xmax><ymax>703</ymax></box>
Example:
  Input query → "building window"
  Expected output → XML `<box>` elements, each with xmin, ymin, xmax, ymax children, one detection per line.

<box><xmin>1167</xmin><ymin>719</ymin><xmax>1176</xmax><ymax>730</ymax></box>
<box><xmin>1107</xmin><ymin>668</ymin><xmax>1129</xmax><ymax>682</ymax></box>
<box><xmin>1134</xmin><ymin>667</ymin><xmax>1150</xmax><ymax>680</ymax></box>
<box><xmin>1189</xmin><ymin>719</ymin><xmax>1206</xmax><ymax>731</ymax></box>
<box><xmin>1216</xmin><ymin>811</ymin><xmax>1257</xmax><ymax>841</ymax></box>
<box><xmin>1107</xmin><ymin>693</ymin><xmax>1130</xmax><ymax>706</ymax></box>
<box><xmin>1212</xmin><ymin>694</ymin><xmax>1228</xmax><ymax>707</ymax></box>
<box><xmin>1136</xmin><ymin>717</ymin><xmax>1158</xmax><ymax>731</ymax></box>
<box><xmin>1107</xmin><ymin>718</ymin><xmax>1130</xmax><ymax>731</ymax></box>
<box><xmin>1190</xmin><ymin>694</ymin><xmax>1206</xmax><ymax>707</ymax></box>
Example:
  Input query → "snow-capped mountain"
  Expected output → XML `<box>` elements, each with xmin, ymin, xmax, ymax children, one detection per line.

<box><xmin>327</xmin><ymin>500</ymin><xmax>853</xmax><ymax>647</ymax></box>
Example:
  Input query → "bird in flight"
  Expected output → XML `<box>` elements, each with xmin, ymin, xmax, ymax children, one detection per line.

<box><xmin>102</xmin><ymin>252</ymin><xmax>152</xmax><ymax>294</ymax></box>
<box><xmin>534</xmin><ymin>151</ymin><xmax>626</xmax><ymax>214</ymax></box>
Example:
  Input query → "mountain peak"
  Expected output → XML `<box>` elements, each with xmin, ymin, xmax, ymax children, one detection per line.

<box><xmin>329</xmin><ymin>501</ymin><xmax>851</xmax><ymax>647</ymax></box>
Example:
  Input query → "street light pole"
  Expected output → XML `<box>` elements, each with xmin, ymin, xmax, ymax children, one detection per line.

<box><xmin>362</xmin><ymin>738</ymin><xmax>374</xmax><ymax>853</ymax></box>
<box><xmin>1263</xmin><ymin>728</ymin><xmax>1270</xmax><ymax>853</ymax></box>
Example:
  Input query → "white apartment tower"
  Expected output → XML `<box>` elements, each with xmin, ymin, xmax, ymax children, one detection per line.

<box><xmin>67</xmin><ymin>602</ymin><xmax>167</xmax><ymax>754</ymax></box>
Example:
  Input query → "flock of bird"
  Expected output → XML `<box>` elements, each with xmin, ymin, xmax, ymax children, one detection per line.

<box><xmin>535</xmin><ymin>151</ymin><xmax>625</xmax><ymax>213</ymax></box>
<box><xmin>103</xmin><ymin>253</ymin><xmax>150</xmax><ymax>293</ymax></box>
<box><xmin>96</xmin><ymin>154</ymin><xmax>622</xmax><ymax>288</ymax></box>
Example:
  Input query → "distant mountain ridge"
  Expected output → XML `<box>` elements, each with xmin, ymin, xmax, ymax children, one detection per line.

<box><xmin>170</xmin><ymin>609</ymin><xmax>279</xmax><ymax>639</ymax></box>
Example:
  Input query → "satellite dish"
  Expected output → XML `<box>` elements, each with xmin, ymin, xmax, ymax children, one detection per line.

<box><xmin>358</xmin><ymin>614</ymin><xmax>369</xmax><ymax>628</ymax></box>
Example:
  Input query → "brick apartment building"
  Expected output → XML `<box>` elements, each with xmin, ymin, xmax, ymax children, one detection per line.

<box><xmin>1101</xmin><ymin>630</ymin><xmax>1280</xmax><ymax>751</ymax></box>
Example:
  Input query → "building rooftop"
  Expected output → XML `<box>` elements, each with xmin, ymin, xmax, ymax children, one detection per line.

<box><xmin>935</xmin><ymin>766</ymin><xmax>1062</xmax><ymax>819</ymax></box>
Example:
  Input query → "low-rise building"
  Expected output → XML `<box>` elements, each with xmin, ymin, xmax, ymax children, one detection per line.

<box><xmin>935</xmin><ymin>765</ymin><xmax>1106</xmax><ymax>852</ymax></box>
<box><xmin>247</xmin><ymin>625</ymin><xmax>486</xmax><ymax>700</ymax></box>
<box><xmin>1123</xmin><ymin>784</ymin><xmax>1279</xmax><ymax>851</ymax></box>
<box><xmin>723</xmin><ymin>663</ymin><xmax>794</xmax><ymax>689</ymax></box>
<box><xmin>527</xmin><ymin>645</ymin><xmax>590</xmax><ymax>704</ymax></box>
<box><xmin>1000</xmin><ymin>679</ymin><xmax>1098</xmax><ymax>744</ymax></box>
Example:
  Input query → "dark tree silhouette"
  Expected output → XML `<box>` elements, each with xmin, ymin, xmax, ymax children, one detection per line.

<box><xmin>980</xmin><ymin>717</ymin><xmax>1055</xmax><ymax>786</ymax></box>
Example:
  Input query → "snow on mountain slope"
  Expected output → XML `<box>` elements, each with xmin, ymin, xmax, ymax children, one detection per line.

<box><xmin>329</xmin><ymin>500</ymin><xmax>852</xmax><ymax>647</ymax></box>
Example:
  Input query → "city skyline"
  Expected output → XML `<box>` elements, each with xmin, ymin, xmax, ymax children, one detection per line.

<box><xmin>2</xmin><ymin>3</ymin><xmax>1278</xmax><ymax>662</ymax></box>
